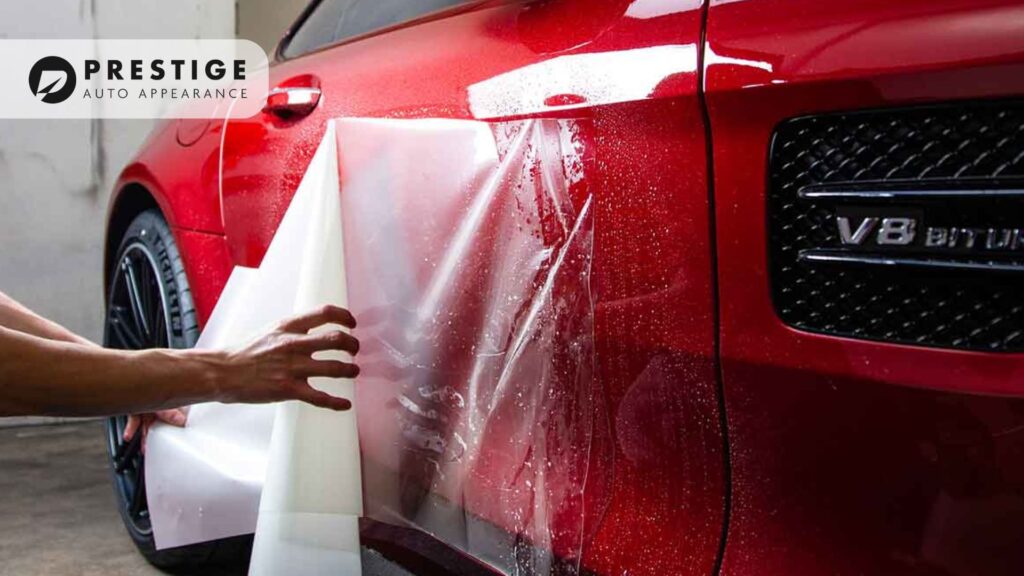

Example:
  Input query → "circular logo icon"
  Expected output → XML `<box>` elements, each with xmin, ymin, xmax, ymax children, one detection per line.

<box><xmin>28</xmin><ymin>56</ymin><xmax>77</xmax><ymax>104</ymax></box>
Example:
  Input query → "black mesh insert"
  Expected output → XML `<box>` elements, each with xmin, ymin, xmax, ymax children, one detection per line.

<box><xmin>769</xmin><ymin>101</ymin><xmax>1024</xmax><ymax>352</ymax></box>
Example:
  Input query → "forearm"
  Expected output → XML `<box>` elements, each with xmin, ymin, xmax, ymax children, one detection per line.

<box><xmin>0</xmin><ymin>326</ymin><xmax>222</xmax><ymax>417</ymax></box>
<box><xmin>0</xmin><ymin>291</ymin><xmax>93</xmax><ymax>346</ymax></box>
<box><xmin>0</xmin><ymin>303</ymin><xmax>359</xmax><ymax>417</ymax></box>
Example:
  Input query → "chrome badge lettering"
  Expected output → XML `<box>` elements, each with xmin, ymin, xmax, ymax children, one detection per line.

<box><xmin>836</xmin><ymin>216</ymin><xmax>916</xmax><ymax>245</ymax></box>
<box><xmin>836</xmin><ymin>216</ymin><xmax>878</xmax><ymax>245</ymax></box>
<box><xmin>922</xmin><ymin>226</ymin><xmax>1024</xmax><ymax>250</ymax></box>
<box><xmin>836</xmin><ymin>215</ymin><xmax>1024</xmax><ymax>251</ymax></box>
<box><xmin>877</xmin><ymin>218</ymin><xmax>916</xmax><ymax>245</ymax></box>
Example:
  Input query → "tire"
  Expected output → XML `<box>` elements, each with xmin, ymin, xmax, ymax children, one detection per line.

<box><xmin>103</xmin><ymin>209</ymin><xmax>252</xmax><ymax>570</ymax></box>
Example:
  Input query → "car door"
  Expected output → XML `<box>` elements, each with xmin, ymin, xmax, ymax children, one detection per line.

<box><xmin>706</xmin><ymin>1</ymin><xmax>1024</xmax><ymax>574</ymax></box>
<box><xmin>220</xmin><ymin>1</ymin><xmax>726</xmax><ymax>573</ymax></box>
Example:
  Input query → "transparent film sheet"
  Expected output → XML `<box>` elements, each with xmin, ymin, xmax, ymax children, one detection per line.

<box><xmin>145</xmin><ymin>116</ymin><xmax>596</xmax><ymax>575</ymax></box>
<box><xmin>340</xmin><ymin>117</ymin><xmax>595</xmax><ymax>574</ymax></box>
<box><xmin>147</xmin><ymin>121</ymin><xmax>361</xmax><ymax>576</ymax></box>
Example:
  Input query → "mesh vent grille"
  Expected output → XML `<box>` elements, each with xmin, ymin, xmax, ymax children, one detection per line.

<box><xmin>769</xmin><ymin>101</ymin><xmax>1024</xmax><ymax>352</ymax></box>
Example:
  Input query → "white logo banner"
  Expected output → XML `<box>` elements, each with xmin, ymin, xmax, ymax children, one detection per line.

<box><xmin>0</xmin><ymin>39</ymin><xmax>268</xmax><ymax>118</ymax></box>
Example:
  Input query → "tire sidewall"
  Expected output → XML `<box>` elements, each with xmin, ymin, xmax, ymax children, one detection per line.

<box><xmin>108</xmin><ymin>210</ymin><xmax>198</xmax><ymax>351</ymax></box>
<box><xmin>104</xmin><ymin>209</ymin><xmax>202</xmax><ymax>566</ymax></box>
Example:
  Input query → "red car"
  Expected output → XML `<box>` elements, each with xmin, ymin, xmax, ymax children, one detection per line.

<box><xmin>102</xmin><ymin>0</ymin><xmax>1024</xmax><ymax>574</ymax></box>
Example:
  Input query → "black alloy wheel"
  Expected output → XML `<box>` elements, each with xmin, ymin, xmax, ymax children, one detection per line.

<box><xmin>103</xmin><ymin>209</ymin><xmax>253</xmax><ymax>568</ymax></box>
<box><xmin>105</xmin><ymin>237</ymin><xmax>173</xmax><ymax>544</ymax></box>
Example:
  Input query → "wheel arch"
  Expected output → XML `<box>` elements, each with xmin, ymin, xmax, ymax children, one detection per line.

<box><xmin>104</xmin><ymin>180</ymin><xmax>165</xmax><ymax>299</ymax></box>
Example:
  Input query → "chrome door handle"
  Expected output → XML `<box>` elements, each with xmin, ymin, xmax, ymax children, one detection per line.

<box><xmin>262</xmin><ymin>86</ymin><xmax>321</xmax><ymax>118</ymax></box>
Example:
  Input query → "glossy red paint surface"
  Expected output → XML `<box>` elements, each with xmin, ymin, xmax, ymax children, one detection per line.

<box><xmin>107</xmin><ymin>0</ymin><xmax>1024</xmax><ymax>573</ymax></box>
<box><xmin>110</xmin><ymin>118</ymin><xmax>225</xmax><ymax>235</ymax></box>
<box><xmin>171</xmin><ymin>228</ymin><xmax>233</xmax><ymax>327</ymax></box>
<box><xmin>705</xmin><ymin>1</ymin><xmax>1024</xmax><ymax>574</ymax></box>
<box><xmin>105</xmin><ymin>117</ymin><xmax>232</xmax><ymax>324</ymax></box>
<box><xmin>113</xmin><ymin>1</ymin><xmax>725</xmax><ymax>574</ymax></box>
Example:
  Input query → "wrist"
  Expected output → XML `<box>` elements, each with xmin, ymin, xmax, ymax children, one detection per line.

<box><xmin>184</xmin><ymin>349</ymin><xmax>230</xmax><ymax>403</ymax></box>
<box><xmin>140</xmin><ymin>348</ymin><xmax>230</xmax><ymax>405</ymax></box>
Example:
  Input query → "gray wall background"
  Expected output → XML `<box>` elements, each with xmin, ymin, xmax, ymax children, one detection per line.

<box><xmin>0</xmin><ymin>0</ymin><xmax>306</xmax><ymax>343</ymax></box>
<box><xmin>0</xmin><ymin>0</ymin><xmax>306</xmax><ymax>425</ymax></box>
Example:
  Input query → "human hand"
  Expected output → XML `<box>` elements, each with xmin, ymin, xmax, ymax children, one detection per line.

<box><xmin>211</xmin><ymin>305</ymin><xmax>360</xmax><ymax>410</ymax></box>
<box><xmin>122</xmin><ymin>408</ymin><xmax>188</xmax><ymax>453</ymax></box>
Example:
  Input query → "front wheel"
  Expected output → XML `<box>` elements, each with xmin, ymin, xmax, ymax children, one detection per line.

<box><xmin>103</xmin><ymin>208</ymin><xmax>249</xmax><ymax>568</ymax></box>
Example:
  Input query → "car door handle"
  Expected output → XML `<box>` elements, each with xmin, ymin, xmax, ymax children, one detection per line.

<box><xmin>262</xmin><ymin>86</ymin><xmax>321</xmax><ymax>118</ymax></box>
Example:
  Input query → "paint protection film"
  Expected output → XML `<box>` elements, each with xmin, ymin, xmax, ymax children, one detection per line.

<box><xmin>339</xmin><ymin>117</ymin><xmax>597</xmax><ymax>574</ymax></box>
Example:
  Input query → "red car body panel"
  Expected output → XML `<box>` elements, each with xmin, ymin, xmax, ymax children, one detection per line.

<box><xmin>172</xmin><ymin>228</ymin><xmax>234</xmax><ymax>325</ymax></box>
<box><xmin>706</xmin><ymin>0</ymin><xmax>1024</xmax><ymax>574</ymax></box>
<box><xmin>108</xmin><ymin>114</ymin><xmax>230</xmax><ymax>325</ymax></box>
<box><xmin>114</xmin><ymin>1</ymin><xmax>726</xmax><ymax>574</ymax></box>
<box><xmin>104</xmin><ymin>0</ymin><xmax>1024</xmax><ymax>573</ymax></box>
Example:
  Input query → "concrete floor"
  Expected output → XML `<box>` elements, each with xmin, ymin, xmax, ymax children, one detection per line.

<box><xmin>0</xmin><ymin>421</ymin><xmax>414</xmax><ymax>576</ymax></box>
<box><xmin>0</xmin><ymin>421</ymin><xmax>177</xmax><ymax>576</ymax></box>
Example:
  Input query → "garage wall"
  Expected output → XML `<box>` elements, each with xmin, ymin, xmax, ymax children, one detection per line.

<box><xmin>0</xmin><ymin>0</ymin><xmax>234</xmax><ymax>353</ymax></box>
<box><xmin>0</xmin><ymin>1</ymin><xmax>251</xmax><ymax>426</ymax></box>
<box><xmin>0</xmin><ymin>0</ymin><xmax>310</xmax><ymax>351</ymax></box>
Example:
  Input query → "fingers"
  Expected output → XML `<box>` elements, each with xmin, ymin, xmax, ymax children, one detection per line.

<box><xmin>284</xmin><ymin>330</ymin><xmax>361</xmax><ymax>381</ymax></box>
<box><xmin>291</xmin><ymin>330</ymin><xmax>359</xmax><ymax>356</ymax></box>
<box><xmin>292</xmin><ymin>385</ymin><xmax>352</xmax><ymax>411</ymax></box>
<box><xmin>279</xmin><ymin>305</ymin><xmax>356</xmax><ymax>333</ymax></box>
<box><xmin>155</xmin><ymin>408</ymin><xmax>188</xmax><ymax>427</ymax></box>
<box><xmin>299</xmin><ymin>358</ymin><xmax>360</xmax><ymax>379</ymax></box>
<box><xmin>123</xmin><ymin>414</ymin><xmax>141</xmax><ymax>441</ymax></box>
<box><xmin>125</xmin><ymin>409</ymin><xmax>185</xmax><ymax>443</ymax></box>
<box><xmin>123</xmin><ymin>413</ymin><xmax>157</xmax><ymax>446</ymax></box>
